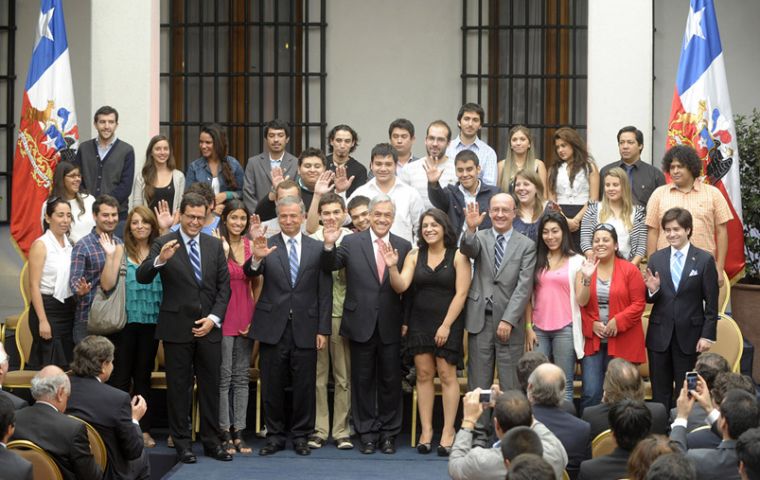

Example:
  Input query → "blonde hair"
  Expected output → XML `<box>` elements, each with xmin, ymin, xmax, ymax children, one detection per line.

<box><xmin>514</xmin><ymin>169</ymin><xmax>545</xmax><ymax>222</ymax></box>
<box><xmin>499</xmin><ymin>125</ymin><xmax>538</xmax><ymax>192</ymax></box>
<box><xmin>599</xmin><ymin>167</ymin><xmax>634</xmax><ymax>230</ymax></box>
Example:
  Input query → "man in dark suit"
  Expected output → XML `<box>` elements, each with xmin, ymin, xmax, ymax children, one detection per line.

<box><xmin>0</xmin><ymin>396</ymin><xmax>32</xmax><ymax>480</ymax></box>
<box><xmin>582</xmin><ymin>358</ymin><xmax>668</xmax><ymax>439</ymax></box>
<box><xmin>322</xmin><ymin>193</ymin><xmax>412</xmax><ymax>454</ymax></box>
<box><xmin>12</xmin><ymin>366</ymin><xmax>102</xmax><ymax>480</ymax></box>
<box><xmin>528</xmin><ymin>363</ymin><xmax>591</xmax><ymax>478</ymax></box>
<box><xmin>644</xmin><ymin>207</ymin><xmax>719</xmax><ymax>409</ymax></box>
<box><xmin>66</xmin><ymin>335</ymin><xmax>148</xmax><ymax>479</ymax></box>
<box><xmin>136</xmin><ymin>192</ymin><xmax>232</xmax><ymax>463</ymax></box>
<box><xmin>0</xmin><ymin>344</ymin><xmax>27</xmax><ymax>410</ymax></box>
<box><xmin>578</xmin><ymin>399</ymin><xmax>652</xmax><ymax>480</ymax></box>
<box><xmin>244</xmin><ymin>196</ymin><xmax>332</xmax><ymax>456</ymax></box>
<box><xmin>668</xmin><ymin>352</ymin><xmax>730</xmax><ymax>431</ymax></box>
<box><xmin>737</xmin><ymin>427</ymin><xmax>760</xmax><ymax>480</ymax></box>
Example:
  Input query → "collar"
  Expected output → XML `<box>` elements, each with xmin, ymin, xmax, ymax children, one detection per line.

<box><xmin>369</xmin><ymin>228</ymin><xmax>389</xmax><ymax>244</ymax></box>
<box><xmin>97</xmin><ymin>136</ymin><xmax>117</xmax><ymax>149</ymax></box>
<box><xmin>668</xmin><ymin>178</ymin><xmax>702</xmax><ymax>192</ymax></box>
<box><xmin>619</xmin><ymin>158</ymin><xmax>641</xmax><ymax>169</ymax></box>
<box><xmin>492</xmin><ymin>227</ymin><xmax>513</xmax><ymax>242</ymax></box>
<box><xmin>35</xmin><ymin>401</ymin><xmax>59</xmax><ymax>412</ymax></box>
<box><xmin>367</xmin><ymin>177</ymin><xmax>399</xmax><ymax>192</ymax></box>
<box><xmin>297</xmin><ymin>176</ymin><xmax>315</xmax><ymax>193</ymax></box>
<box><xmin>178</xmin><ymin>228</ymin><xmax>199</xmax><ymax>245</ymax></box>
<box><xmin>269</xmin><ymin>152</ymin><xmax>285</xmax><ymax>162</ymax></box>
<box><xmin>458</xmin><ymin>180</ymin><xmax>481</xmax><ymax>197</ymax></box>
<box><xmin>281</xmin><ymin>231</ymin><xmax>303</xmax><ymax>245</ymax></box>
<box><xmin>670</xmin><ymin>242</ymin><xmax>690</xmax><ymax>258</ymax></box>
<box><xmin>454</xmin><ymin>135</ymin><xmax>482</xmax><ymax>150</ymax></box>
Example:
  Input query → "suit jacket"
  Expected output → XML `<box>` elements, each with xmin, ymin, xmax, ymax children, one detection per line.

<box><xmin>12</xmin><ymin>402</ymin><xmax>102</xmax><ymax>480</ymax></box>
<box><xmin>532</xmin><ymin>404</ymin><xmax>591</xmax><ymax>475</ymax></box>
<box><xmin>669</xmin><ymin>403</ymin><xmax>708</xmax><ymax>431</ymax></box>
<box><xmin>671</xmin><ymin>425</ymin><xmax>739</xmax><ymax>480</ymax></box>
<box><xmin>460</xmin><ymin>228</ymin><xmax>536</xmax><ymax>341</ymax></box>
<box><xmin>0</xmin><ymin>446</ymin><xmax>33</xmax><ymax>480</ymax></box>
<box><xmin>582</xmin><ymin>401</ymin><xmax>669</xmax><ymax>440</ymax></box>
<box><xmin>321</xmin><ymin>229</ymin><xmax>411</xmax><ymax>344</ymax></box>
<box><xmin>577</xmin><ymin>447</ymin><xmax>630</xmax><ymax>480</ymax></box>
<box><xmin>66</xmin><ymin>376</ymin><xmax>145</xmax><ymax>480</ymax></box>
<box><xmin>245</xmin><ymin>234</ymin><xmax>332</xmax><ymax>347</ymax></box>
<box><xmin>0</xmin><ymin>389</ymin><xmax>28</xmax><ymax>410</ymax></box>
<box><xmin>242</xmin><ymin>151</ymin><xmax>298</xmax><ymax>213</ymax></box>
<box><xmin>646</xmin><ymin>244</ymin><xmax>718</xmax><ymax>354</ymax></box>
<box><xmin>136</xmin><ymin>231</ymin><xmax>231</xmax><ymax>343</ymax></box>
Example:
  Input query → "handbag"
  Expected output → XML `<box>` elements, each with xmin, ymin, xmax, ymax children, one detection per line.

<box><xmin>88</xmin><ymin>253</ymin><xmax>127</xmax><ymax>335</ymax></box>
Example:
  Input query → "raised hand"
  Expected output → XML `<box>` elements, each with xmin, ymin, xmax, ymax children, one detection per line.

<box><xmin>423</xmin><ymin>157</ymin><xmax>443</xmax><ymax>184</ymax></box>
<box><xmin>252</xmin><ymin>232</ymin><xmax>276</xmax><ymax>259</ymax></box>
<box><xmin>154</xmin><ymin>200</ymin><xmax>174</xmax><ymax>232</ymax></box>
<box><xmin>322</xmin><ymin>223</ymin><xmax>340</xmax><ymax>247</ymax></box>
<box><xmin>378</xmin><ymin>240</ymin><xmax>399</xmax><ymax>268</ymax></box>
<box><xmin>248</xmin><ymin>214</ymin><xmax>264</xmax><ymax>239</ymax></box>
<box><xmin>579</xmin><ymin>258</ymin><xmax>599</xmax><ymax>280</ymax></box>
<box><xmin>465</xmin><ymin>202</ymin><xmax>486</xmax><ymax>232</ymax></box>
<box><xmin>99</xmin><ymin>233</ymin><xmax>116</xmax><ymax>256</ymax></box>
<box><xmin>644</xmin><ymin>268</ymin><xmax>661</xmax><ymax>292</ymax></box>
<box><xmin>315</xmin><ymin>171</ymin><xmax>336</xmax><ymax>195</ymax></box>
<box><xmin>212</xmin><ymin>228</ymin><xmax>230</xmax><ymax>257</ymax></box>
<box><xmin>271</xmin><ymin>166</ymin><xmax>287</xmax><ymax>190</ymax></box>
<box><xmin>158</xmin><ymin>239</ymin><xmax>181</xmax><ymax>264</ymax></box>
<box><xmin>74</xmin><ymin>277</ymin><xmax>92</xmax><ymax>296</ymax></box>
<box><xmin>334</xmin><ymin>165</ymin><xmax>355</xmax><ymax>194</ymax></box>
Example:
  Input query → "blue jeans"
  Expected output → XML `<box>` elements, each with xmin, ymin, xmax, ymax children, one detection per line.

<box><xmin>534</xmin><ymin>325</ymin><xmax>576</xmax><ymax>401</ymax></box>
<box><xmin>581</xmin><ymin>343</ymin><xmax>610</xmax><ymax>412</ymax></box>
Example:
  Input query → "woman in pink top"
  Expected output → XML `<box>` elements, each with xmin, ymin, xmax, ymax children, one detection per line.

<box><xmin>215</xmin><ymin>199</ymin><xmax>256</xmax><ymax>455</ymax></box>
<box><xmin>527</xmin><ymin>211</ymin><xmax>591</xmax><ymax>400</ymax></box>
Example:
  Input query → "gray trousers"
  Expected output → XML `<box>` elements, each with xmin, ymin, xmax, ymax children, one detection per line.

<box><xmin>219</xmin><ymin>335</ymin><xmax>254</xmax><ymax>431</ymax></box>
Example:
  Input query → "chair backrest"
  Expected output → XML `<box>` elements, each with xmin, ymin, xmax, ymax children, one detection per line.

<box><xmin>711</xmin><ymin>314</ymin><xmax>743</xmax><ymax>372</ymax></box>
<box><xmin>718</xmin><ymin>270</ymin><xmax>730</xmax><ymax>315</ymax></box>
<box><xmin>19</xmin><ymin>261</ymin><xmax>30</xmax><ymax>306</ymax></box>
<box><xmin>155</xmin><ymin>341</ymin><xmax>165</xmax><ymax>371</ymax></box>
<box><xmin>591</xmin><ymin>429</ymin><xmax>617</xmax><ymax>458</ymax></box>
<box><xmin>68</xmin><ymin>415</ymin><xmax>108</xmax><ymax>471</ymax></box>
<box><xmin>15</xmin><ymin>308</ymin><xmax>33</xmax><ymax>370</ymax></box>
<box><xmin>7</xmin><ymin>439</ymin><xmax>64</xmax><ymax>480</ymax></box>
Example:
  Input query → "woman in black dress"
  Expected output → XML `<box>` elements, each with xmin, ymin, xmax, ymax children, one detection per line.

<box><xmin>380</xmin><ymin>208</ymin><xmax>471</xmax><ymax>456</ymax></box>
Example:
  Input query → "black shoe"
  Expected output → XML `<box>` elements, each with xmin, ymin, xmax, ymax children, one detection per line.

<box><xmin>294</xmin><ymin>442</ymin><xmax>311</xmax><ymax>456</ymax></box>
<box><xmin>360</xmin><ymin>441</ymin><xmax>376</xmax><ymax>454</ymax></box>
<box><xmin>380</xmin><ymin>438</ymin><xmax>396</xmax><ymax>454</ymax></box>
<box><xmin>204</xmin><ymin>445</ymin><xmax>233</xmax><ymax>461</ymax></box>
<box><xmin>177</xmin><ymin>449</ymin><xmax>197</xmax><ymax>464</ymax></box>
<box><xmin>437</xmin><ymin>444</ymin><xmax>452</xmax><ymax>457</ymax></box>
<box><xmin>416</xmin><ymin>442</ymin><xmax>432</xmax><ymax>454</ymax></box>
<box><xmin>259</xmin><ymin>442</ymin><xmax>284</xmax><ymax>456</ymax></box>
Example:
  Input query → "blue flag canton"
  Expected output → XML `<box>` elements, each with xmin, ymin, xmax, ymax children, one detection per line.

<box><xmin>26</xmin><ymin>0</ymin><xmax>69</xmax><ymax>89</ymax></box>
<box><xmin>675</xmin><ymin>0</ymin><xmax>723</xmax><ymax>95</ymax></box>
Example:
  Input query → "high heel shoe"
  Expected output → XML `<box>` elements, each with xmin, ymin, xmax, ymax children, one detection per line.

<box><xmin>417</xmin><ymin>442</ymin><xmax>432</xmax><ymax>454</ymax></box>
<box><xmin>437</xmin><ymin>444</ymin><xmax>453</xmax><ymax>457</ymax></box>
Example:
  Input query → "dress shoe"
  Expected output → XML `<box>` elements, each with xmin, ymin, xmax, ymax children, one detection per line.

<box><xmin>259</xmin><ymin>442</ymin><xmax>284</xmax><ymax>456</ymax></box>
<box><xmin>416</xmin><ymin>442</ymin><xmax>432</xmax><ymax>454</ymax></box>
<box><xmin>380</xmin><ymin>438</ymin><xmax>396</xmax><ymax>454</ymax></box>
<box><xmin>294</xmin><ymin>442</ymin><xmax>311</xmax><ymax>456</ymax></box>
<box><xmin>204</xmin><ymin>445</ymin><xmax>233</xmax><ymax>461</ymax></box>
<box><xmin>177</xmin><ymin>449</ymin><xmax>197</xmax><ymax>464</ymax></box>
<box><xmin>360</xmin><ymin>441</ymin><xmax>376</xmax><ymax>454</ymax></box>
<box><xmin>437</xmin><ymin>444</ymin><xmax>453</xmax><ymax>457</ymax></box>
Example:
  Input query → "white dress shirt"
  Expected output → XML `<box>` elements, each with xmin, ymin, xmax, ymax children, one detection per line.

<box><xmin>348</xmin><ymin>178</ymin><xmax>425</xmax><ymax>244</ymax></box>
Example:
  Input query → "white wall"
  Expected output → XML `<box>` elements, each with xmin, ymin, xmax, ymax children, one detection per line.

<box><xmin>587</xmin><ymin>0</ymin><xmax>653</xmax><ymax>167</ymax></box>
<box><xmin>326</xmin><ymin>0</ymin><xmax>462</xmax><ymax>165</ymax></box>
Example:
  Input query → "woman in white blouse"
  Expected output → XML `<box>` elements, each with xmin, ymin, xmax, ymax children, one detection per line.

<box><xmin>40</xmin><ymin>161</ymin><xmax>95</xmax><ymax>243</ymax></box>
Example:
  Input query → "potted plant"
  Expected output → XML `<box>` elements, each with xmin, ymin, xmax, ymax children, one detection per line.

<box><xmin>732</xmin><ymin>108</ymin><xmax>760</xmax><ymax>381</ymax></box>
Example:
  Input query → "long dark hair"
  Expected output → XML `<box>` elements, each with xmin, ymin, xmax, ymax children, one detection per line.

<box><xmin>548</xmin><ymin>127</ymin><xmax>595</xmax><ymax>195</ymax></box>
<box><xmin>219</xmin><ymin>199</ymin><xmax>250</xmax><ymax>264</ymax></box>
<box><xmin>50</xmin><ymin>161</ymin><xmax>85</xmax><ymax>221</ymax></box>
<box><xmin>200</xmin><ymin>124</ymin><xmax>238</xmax><ymax>190</ymax></box>
<box><xmin>142</xmin><ymin>135</ymin><xmax>177</xmax><ymax>206</ymax></box>
<box><xmin>124</xmin><ymin>206</ymin><xmax>160</xmax><ymax>263</ymax></box>
<box><xmin>43</xmin><ymin>196</ymin><xmax>71</xmax><ymax>233</ymax></box>
<box><xmin>416</xmin><ymin>208</ymin><xmax>457</xmax><ymax>249</ymax></box>
<box><xmin>534</xmin><ymin>212</ymin><xmax>576</xmax><ymax>285</ymax></box>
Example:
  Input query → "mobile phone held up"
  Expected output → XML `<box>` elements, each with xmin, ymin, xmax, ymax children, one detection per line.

<box><xmin>479</xmin><ymin>390</ymin><xmax>493</xmax><ymax>404</ymax></box>
<box><xmin>686</xmin><ymin>371</ymin><xmax>698</xmax><ymax>393</ymax></box>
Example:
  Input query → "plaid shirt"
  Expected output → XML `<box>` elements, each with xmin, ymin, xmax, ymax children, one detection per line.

<box><xmin>70</xmin><ymin>229</ymin><xmax>124</xmax><ymax>326</ymax></box>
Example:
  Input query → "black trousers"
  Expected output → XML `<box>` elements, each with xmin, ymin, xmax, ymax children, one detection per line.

<box><xmin>163</xmin><ymin>337</ymin><xmax>222</xmax><ymax>451</ymax></box>
<box><xmin>350</xmin><ymin>328</ymin><xmax>402</xmax><ymax>444</ymax></box>
<box><xmin>648</xmin><ymin>334</ymin><xmax>698</xmax><ymax>410</ymax></box>
<box><xmin>259</xmin><ymin>320</ymin><xmax>317</xmax><ymax>446</ymax></box>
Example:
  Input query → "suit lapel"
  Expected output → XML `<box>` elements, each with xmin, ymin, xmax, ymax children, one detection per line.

<box><xmin>495</xmin><ymin>232</ymin><xmax>519</xmax><ymax>278</ymax></box>
<box><xmin>676</xmin><ymin>245</ymin><xmax>697</xmax><ymax>293</ymax></box>
<box><xmin>481</xmin><ymin>230</ymin><xmax>496</xmax><ymax>275</ymax></box>
<box><xmin>294</xmin><ymin>238</ymin><xmax>314</xmax><ymax>287</ymax></box>
<box><xmin>175</xmin><ymin>231</ymin><xmax>198</xmax><ymax>283</ymax></box>
<box><xmin>271</xmin><ymin>235</ymin><xmax>292</xmax><ymax>285</ymax></box>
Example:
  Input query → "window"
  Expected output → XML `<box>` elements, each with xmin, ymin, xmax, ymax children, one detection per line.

<box><xmin>462</xmin><ymin>0</ymin><xmax>588</xmax><ymax>162</ymax></box>
<box><xmin>159</xmin><ymin>0</ymin><xmax>326</xmax><ymax>169</ymax></box>
<box><xmin>0</xmin><ymin>0</ymin><xmax>15</xmax><ymax>223</ymax></box>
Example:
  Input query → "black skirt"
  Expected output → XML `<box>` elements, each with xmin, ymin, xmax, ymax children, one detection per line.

<box><xmin>559</xmin><ymin>203</ymin><xmax>584</xmax><ymax>254</ymax></box>
<box><xmin>28</xmin><ymin>294</ymin><xmax>76</xmax><ymax>370</ymax></box>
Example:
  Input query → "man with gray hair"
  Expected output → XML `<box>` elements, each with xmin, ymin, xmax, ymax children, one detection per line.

<box><xmin>528</xmin><ymin>363</ymin><xmax>591</xmax><ymax>478</ymax></box>
<box><xmin>244</xmin><ymin>195</ymin><xmax>332</xmax><ymax>456</ymax></box>
<box><xmin>0</xmin><ymin>343</ymin><xmax>27</xmax><ymax>409</ymax></box>
<box><xmin>12</xmin><ymin>366</ymin><xmax>102</xmax><ymax>480</ymax></box>
<box><xmin>322</xmin><ymin>193</ymin><xmax>412</xmax><ymax>454</ymax></box>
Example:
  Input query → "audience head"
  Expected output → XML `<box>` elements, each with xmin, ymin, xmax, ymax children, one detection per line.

<box><xmin>31</xmin><ymin>365</ymin><xmax>71</xmax><ymax>411</ymax></box>
<box><xmin>370</xmin><ymin>143</ymin><xmax>399</xmax><ymax>184</ymax></box>
<box><xmin>694</xmin><ymin>352</ymin><xmax>731</xmax><ymax>391</ymax></box>
<box><xmin>52</xmin><ymin>160</ymin><xmax>84</xmax><ymax>199</ymax></box>
<box><xmin>609</xmin><ymin>399</ymin><xmax>652</xmax><ymax>451</ymax></box>
<box><xmin>549</xmin><ymin>127</ymin><xmax>592</xmax><ymax>195</ymax></box>
<box><xmin>368</xmin><ymin>194</ymin><xmax>395</xmax><ymax>237</ymax></box>
<box><xmin>645</xmin><ymin>453</ymin><xmax>696</xmax><ymax>480</ymax></box>
<box><xmin>660</xmin><ymin>207</ymin><xmax>693</xmax><ymax>248</ymax></box>
<box><xmin>493</xmin><ymin>390</ymin><xmax>533</xmax><ymax>436</ymax></box>
<box><xmin>501</xmin><ymin>426</ymin><xmax>543</xmax><ymax>467</ymax></box>
<box><xmin>737</xmin><ymin>427</ymin><xmax>760</xmax><ymax>480</ymax></box>
<box><xmin>92</xmin><ymin>194</ymin><xmax>120</xmax><ymax>234</ymax></box>
<box><xmin>456</xmin><ymin>103</ymin><xmax>485</xmax><ymax>138</ymax></box>
<box><xmin>142</xmin><ymin>135</ymin><xmax>177</xmax><ymax>205</ymax></box>
<box><xmin>719</xmin><ymin>389</ymin><xmax>759</xmax><ymax>441</ymax></box>
<box><xmin>43</xmin><ymin>196</ymin><xmax>72</xmax><ymax>235</ymax></box>
<box><xmin>417</xmin><ymin>208</ymin><xmax>456</xmax><ymax>249</ymax></box>
<box><xmin>517</xmin><ymin>351</ymin><xmax>549</xmax><ymax>393</ymax></box>
<box><xmin>275</xmin><ymin>178</ymin><xmax>301</xmax><ymax>200</ymax></box>
<box><xmin>508</xmin><ymin>453</ymin><xmax>555</xmax><ymax>480</ymax></box>
<box><xmin>603</xmin><ymin>358</ymin><xmax>645</xmax><ymax>403</ymax></box>
<box><xmin>617</xmin><ymin>126</ymin><xmax>644</xmax><ymax>162</ymax></box>
<box><xmin>711</xmin><ymin>371</ymin><xmax>756</xmax><ymax>406</ymax></box>
<box><xmin>499</xmin><ymin>125</ymin><xmax>538</xmax><ymax>192</ymax></box>
<box><xmin>347</xmin><ymin>195</ymin><xmax>371</xmax><ymax>232</ymax></box>
<box><xmin>71</xmin><ymin>335</ymin><xmax>115</xmax><ymax>382</ymax></box>
<box><xmin>264</xmin><ymin>119</ymin><xmax>290</xmax><ymax>156</ymax></box>
<box><xmin>592</xmin><ymin>223</ymin><xmax>624</xmax><ymax>260</ymax></box>
<box><xmin>388</xmin><ymin>118</ymin><xmax>416</xmax><ymax>158</ymax></box>
<box><xmin>219</xmin><ymin>199</ymin><xmax>251</xmax><ymax>263</ymax></box>
<box><xmin>454</xmin><ymin>150</ymin><xmax>481</xmax><ymax>191</ymax></box>
<box><xmin>318</xmin><ymin>192</ymin><xmax>347</xmax><ymax>229</ymax></box>
<box><xmin>124</xmin><ymin>206</ymin><xmax>160</xmax><ymax>256</ymax></box>
<box><xmin>179</xmin><ymin>192</ymin><xmax>209</xmax><ymax>236</ymax></box>
<box><xmin>0</xmin><ymin>396</ymin><xmax>15</xmax><ymax>443</ymax></box>
<box><xmin>94</xmin><ymin>106</ymin><xmax>119</xmax><ymax>143</ymax></box>
<box><xmin>627</xmin><ymin>434</ymin><xmax>678</xmax><ymax>480</ymax></box>
<box><xmin>527</xmin><ymin>363</ymin><xmax>565</xmax><ymax>407</ymax></box>
<box><xmin>276</xmin><ymin>196</ymin><xmax>306</xmax><ymax>236</ymax></box>
<box><xmin>328</xmin><ymin>124</ymin><xmax>359</xmax><ymax>156</ymax></box>
<box><xmin>199</xmin><ymin>124</ymin><xmax>227</xmax><ymax>162</ymax></box>
<box><xmin>297</xmin><ymin>147</ymin><xmax>327</xmax><ymax>190</ymax></box>
<box><xmin>489</xmin><ymin>193</ymin><xmax>517</xmax><ymax>235</ymax></box>
<box><xmin>185</xmin><ymin>183</ymin><xmax>215</xmax><ymax>210</ymax></box>
<box><xmin>425</xmin><ymin>120</ymin><xmax>451</xmax><ymax>160</ymax></box>
<box><xmin>602</xmin><ymin>167</ymin><xmax>635</xmax><ymax>210</ymax></box>
<box><xmin>661</xmin><ymin>145</ymin><xmax>701</xmax><ymax>187</ymax></box>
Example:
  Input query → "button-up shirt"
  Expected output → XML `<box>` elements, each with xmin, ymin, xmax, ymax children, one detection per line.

<box><xmin>446</xmin><ymin>135</ymin><xmax>498</xmax><ymax>186</ymax></box>
<box><xmin>70</xmin><ymin>229</ymin><xmax>123</xmax><ymax>326</ymax></box>
<box><xmin>348</xmin><ymin>178</ymin><xmax>425</xmax><ymax>244</ymax></box>
<box><xmin>96</xmin><ymin>137</ymin><xmax>117</xmax><ymax>161</ymax></box>
<box><xmin>398</xmin><ymin>156</ymin><xmax>457</xmax><ymax>209</ymax></box>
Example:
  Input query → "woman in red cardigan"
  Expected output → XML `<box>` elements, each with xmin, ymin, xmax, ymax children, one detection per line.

<box><xmin>577</xmin><ymin>223</ymin><xmax>646</xmax><ymax>410</ymax></box>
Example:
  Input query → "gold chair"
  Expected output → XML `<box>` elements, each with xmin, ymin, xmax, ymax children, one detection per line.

<box><xmin>711</xmin><ymin>314</ymin><xmax>743</xmax><ymax>372</ymax></box>
<box><xmin>639</xmin><ymin>314</ymin><xmax>652</xmax><ymax>400</ymax></box>
<box><xmin>718</xmin><ymin>270</ymin><xmax>730</xmax><ymax>315</ymax></box>
<box><xmin>249</xmin><ymin>347</ymin><xmax>262</xmax><ymax>433</ymax></box>
<box><xmin>591</xmin><ymin>429</ymin><xmax>617</xmax><ymax>458</ymax></box>
<box><xmin>68</xmin><ymin>415</ymin><xmax>108</xmax><ymax>471</ymax></box>
<box><xmin>562</xmin><ymin>470</ymin><xmax>570</xmax><ymax>480</ymax></box>
<box><xmin>2</xmin><ymin>261</ymin><xmax>30</xmax><ymax>344</ymax></box>
<box><xmin>4</xmin><ymin>308</ymin><xmax>39</xmax><ymax>389</ymax></box>
<box><xmin>7</xmin><ymin>439</ymin><xmax>64</xmax><ymax>480</ymax></box>
<box><xmin>152</xmin><ymin>341</ymin><xmax>199</xmax><ymax>441</ymax></box>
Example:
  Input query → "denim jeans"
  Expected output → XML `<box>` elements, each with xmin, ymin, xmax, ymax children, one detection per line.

<box><xmin>580</xmin><ymin>343</ymin><xmax>610</xmax><ymax>412</ymax></box>
<box><xmin>219</xmin><ymin>335</ymin><xmax>254</xmax><ymax>431</ymax></box>
<box><xmin>534</xmin><ymin>324</ymin><xmax>576</xmax><ymax>401</ymax></box>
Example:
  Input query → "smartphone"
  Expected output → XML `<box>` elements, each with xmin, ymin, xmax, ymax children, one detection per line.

<box><xmin>479</xmin><ymin>390</ymin><xmax>492</xmax><ymax>403</ymax></box>
<box><xmin>686</xmin><ymin>371</ymin><xmax>698</xmax><ymax>391</ymax></box>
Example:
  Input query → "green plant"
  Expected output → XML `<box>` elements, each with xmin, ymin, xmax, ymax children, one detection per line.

<box><xmin>736</xmin><ymin>109</ymin><xmax>760</xmax><ymax>283</ymax></box>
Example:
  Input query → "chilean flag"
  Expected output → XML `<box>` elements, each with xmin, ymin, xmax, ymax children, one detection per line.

<box><xmin>10</xmin><ymin>0</ymin><xmax>78</xmax><ymax>256</ymax></box>
<box><xmin>666</xmin><ymin>0</ymin><xmax>745</xmax><ymax>280</ymax></box>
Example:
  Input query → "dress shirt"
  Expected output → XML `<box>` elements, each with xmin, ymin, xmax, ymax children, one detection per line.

<box><xmin>458</xmin><ymin>180</ymin><xmax>482</xmax><ymax>231</ymax></box>
<box><xmin>97</xmin><ymin>137</ymin><xmax>117</xmax><ymax>160</ymax></box>
<box><xmin>398</xmin><ymin>156</ymin><xmax>457</xmax><ymax>208</ymax></box>
<box><xmin>446</xmin><ymin>135</ymin><xmax>498</xmax><ymax>186</ymax></box>
<box><xmin>269</xmin><ymin>153</ymin><xmax>285</xmax><ymax>170</ymax></box>
<box><xmin>369</xmin><ymin>229</ymin><xmax>391</xmax><ymax>260</ymax></box>
<box><xmin>348</xmin><ymin>178</ymin><xmax>425</xmax><ymax>244</ymax></box>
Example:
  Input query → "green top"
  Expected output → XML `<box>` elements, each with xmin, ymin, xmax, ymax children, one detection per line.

<box><xmin>125</xmin><ymin>258</ymin><xmax>162</xmax><ymax>324</ymax></box>
<box><xmin>311</xmin><ymin>227</ymin><xmax>352</xmax><ymax>317</ymax></box>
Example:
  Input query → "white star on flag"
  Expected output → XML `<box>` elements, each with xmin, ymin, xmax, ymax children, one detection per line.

<box><xmin>35</xmin><ymin>7</ymin><xmax>55</xmax><ymax>48</ymax></box>
<box><xmin>683</xmin><ymin>6</ymin><xmax>705</xmax><ymax>49</ymax></box>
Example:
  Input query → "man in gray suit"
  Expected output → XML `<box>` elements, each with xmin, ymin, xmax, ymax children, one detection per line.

<box><xmin>671</xmin><ymin>379</ymin><xmax>760</xmax><ymax>480</ymax></box>
<box><xmin>243</xmin><ymin>119</ymin><xmax>299</xmax><ymax>213</ymax></box>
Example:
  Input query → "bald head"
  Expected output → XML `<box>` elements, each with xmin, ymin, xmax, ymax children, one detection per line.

<box><xmin>31</xmin><ymin>365</ymin><xmax>71</xmax><ymax>410</ymax></box>
<box><xmin>527</xmin><ymin>363</ymin><xmax>565</xmax><ymax>407</ymax></box>
<box><xmin>489</xmin><ymin>193</ymin><xmax>517</xmax><ymax>234</ymax></box>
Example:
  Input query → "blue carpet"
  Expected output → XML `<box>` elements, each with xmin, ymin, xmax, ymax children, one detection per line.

<box><xmin>162</xmin><ymin>434</ymin><xmax>449</xmax><ymax>479</ymax></box>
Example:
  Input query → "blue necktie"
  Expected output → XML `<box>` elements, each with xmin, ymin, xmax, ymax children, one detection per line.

<box><xmin>624</xmin><ymin>164</ymin><xmax>635</xmax><ymax>191</ymax></box>
<box><xmin>494</xmin><ymin>234</ymin><xmax>505</xmax><ymax>272</ymax></box>
<box><xmin>671</xmin><ymin>251</ymin><xmax>684</xmax><ymax>291</ymax></box>
<box><xmin>188</xmin><ymin>238</ymin><xmax>202</xmax><ymax>285</ymax></box>
<box><xmin>288</xmin><ymin>238</ymin><xmax>299</xmax><ymax>287</ymax></box>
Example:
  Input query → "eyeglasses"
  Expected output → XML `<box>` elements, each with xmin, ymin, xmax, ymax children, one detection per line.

<box><xmin>65</xmin><ymin>173</ymin><xmax>82</xmax><ymax>179</ymax></box>
<box><xmin>489</xmin><ymin>208</ymin><xmax>516</xmax><ymax>214</ymax></box>
<box><xmin>182</xmin><ymin>213</ymin><xmax>205</xmax><ymax>223</ymax></box>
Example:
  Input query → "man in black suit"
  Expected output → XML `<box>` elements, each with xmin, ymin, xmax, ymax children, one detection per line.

<box><xmin>737</xmin><ymin>427</ymin><xmax>760</xmax><ymax>480</ymax></box>
<box><xmin>0</xmin><ymin>396</ymin><xmax>32</xmax><ymax>480</ymax></box>
<box><xmin>0</xmin><ymin>344</ymin><xmax>27</xmax><ymax>410</ymax></box>
<box><xmin>582</xmin><ymin>358</ymin><xmax>668</xmax><ymax>439</ymax></box>
<box><xmin>12</xmin><ymin>366</ymin><xmax>102</xmax><ymax>480</ymax></box>
<box><xmin>66</xmin><ymin>335</ymin><xmax>148</xmax><ymax>479</ymax></box>
<box><xmin>244</xmin><ymin>196</ymin><xmax>332</xmax><ymax>456</ymax></box>
<box><xmin>136</xmin><ymin>192</ymin><xmax>232</xmax><ymax>463</ymax></box>
<box><xmin>322</xmin><ymin>193</ymin><xmax>412</xmax><ymax>454</ymax></box>
<box><xmin>644</xmin><ymin>207</ymin><xmax>719</xmax><ymax>409</ymax></box>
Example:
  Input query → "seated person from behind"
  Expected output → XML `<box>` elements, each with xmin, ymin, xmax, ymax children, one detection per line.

<box><xmin>736</xmin><ymin>427</ymin><xmax>760</xmax><ymax>480</ymax></box>
<box><xmin>0</xmin><ymin>343</ymin><xmax>27</xmax><ymax>410</ymax></box>
<box><xmin>0</xmin><ymin>396</ymin><xmax>32</xmax><ymax>480</ymax></box>
<box><xmin>645</xmin><ymin>453</ymin><xmax>697</xmax><ymax>480</ymax></box>
<box><xmin>509</xmin><ymin>453</ymin><xmax>557</xmax><ymax>480</ymax></box>
<box><xmin>500</xmin><ymin>426</ymin><xmax>543</xmax><ymax>470</ymax></box>
<box><xmin>517</xmin><ymin>351</ymin><xmax>576</xmax><ymax>415</ymax></box>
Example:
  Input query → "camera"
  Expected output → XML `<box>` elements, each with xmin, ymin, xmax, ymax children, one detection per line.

<box><xmin>479</xmin><ymin>390</ymin><xmax>493</xmax><ymax>403</ymax></box>
<box><xmin>686</xmin><ymin>371</ymin><xmax>698</xmax><ymax>391</ymax></box>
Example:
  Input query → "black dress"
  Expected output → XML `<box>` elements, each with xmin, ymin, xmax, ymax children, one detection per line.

<box><xmin>405</xmin><ymin>248</ymin><xmax>464</xmax><ymax>365</ymax></box>
<box><xmin>149</xmin><ymin>179</ymin><xmax>176</xmax><ymax>213</ymax></box>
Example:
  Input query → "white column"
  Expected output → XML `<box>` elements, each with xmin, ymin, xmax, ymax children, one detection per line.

<box><xmin>587</xmin><ymin>0</ymin><xmax>653</xmax><ymax>167</ymax></box>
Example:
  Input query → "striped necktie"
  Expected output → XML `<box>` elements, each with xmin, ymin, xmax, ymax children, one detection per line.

<box><xmin>494</xmin><ymin>234</ymin><xmax>505</xmax><ymax>272</ymax></box>
<box><xmin>288</xmin><ymin>238</ymin><xmax>299</xmax><ymax>286</ymax></box>
<box><xmin>671</xmin><ymin>251</ymin><xmax>684</xmax><ymax>291</ymax></box>
<box><xmin>187</xmin><ymin>238</ymin><xmax>202</xmax><ymax>285</ymax></box>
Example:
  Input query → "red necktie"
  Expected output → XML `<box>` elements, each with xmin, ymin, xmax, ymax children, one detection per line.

<box><xmin>375</xmin><ymin>238</ymin><xmax>386</xmax><ymax>283</ymax></box>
